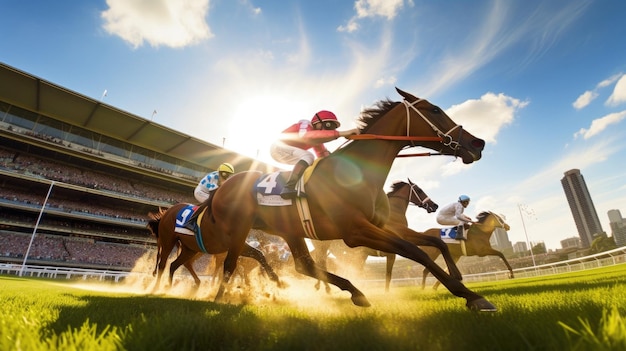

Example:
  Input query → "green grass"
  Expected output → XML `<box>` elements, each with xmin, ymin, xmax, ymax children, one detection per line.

<box><xmin>1</xmin><ymin>264</ymin><xmax>626</xmax><ymax>351</ymax></box>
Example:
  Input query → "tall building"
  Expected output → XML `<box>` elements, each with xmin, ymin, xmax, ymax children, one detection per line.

<box><xmin>489</xmin><ymin>227</ymin><xmax>512</xmax><ymax>252</ymax></box>
<box><xmin>608</xmin><ymin>209</ymin><xmax>626</xmax><ymax>247</ymax></box>
<box><xmin>560</xmin><ymin>169</ymin><xmax>603</xmax><ymax>248</ymax></box>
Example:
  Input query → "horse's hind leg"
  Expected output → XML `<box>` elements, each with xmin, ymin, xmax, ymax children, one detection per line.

<box><xmin>240</xmin><ymin>243</ymin><xmax>284</xmax><ymax>288</ymax></box>
<box><xmin>154</xmin><ymin>235</ymin><xmax>177</xmax><ymax>291</ymax></box>
<box><xmin>169</xmin><ymin>247</ymin><xmax>200</xmax><ymax>287</ymax></box>
<box><xmin>384</xmin><ymin>254</ymin><xmax>396</xmax><ymax>292</ymax></box>
<box><xmin>286</xmin><ymin>237</ymin><xmax>370</xmax><ymax>307</ymax></box>
<box><xmin>311</xmin><ymin>241</ymin><xmax>332</xmax><ymax>293</ymax></box>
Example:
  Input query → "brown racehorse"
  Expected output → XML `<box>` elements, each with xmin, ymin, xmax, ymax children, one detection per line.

<box><xmin>311</xmin><ymin>179</ymin><xmax>439</xmax><ymax>292</ymax></box>
<box><xmin>408</xmin><ymin>211</ymin><xmax>513</xmax><ymax>290</ymax></box>
<box><xmin>208</xmin><ymin>88</ymin><xmax>496</xmax><ymax>311</ymax></box>
<box><xmin>147</xmin><ymin>204</ymin><xmax>283</xmax><ymax>291</ymax></box>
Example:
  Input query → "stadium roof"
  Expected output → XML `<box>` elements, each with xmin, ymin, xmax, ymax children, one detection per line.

<box><xmin>0</xmin><ymin>62</ymin><xmax>273</xmax><ymax>172</ymax></box>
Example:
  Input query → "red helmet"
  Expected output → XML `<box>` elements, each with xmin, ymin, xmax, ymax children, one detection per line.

<box><xmin>311</xmin><ymin>110</ymin><xmax>341</xmax><ymax>129</ymax></box>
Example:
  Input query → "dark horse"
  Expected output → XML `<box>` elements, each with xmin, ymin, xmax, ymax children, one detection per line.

<box><xmin>407</xmin><ymin>211</ymin><xmax>514</xmax><ymax>290</ymax></box>
<box><xmin>208</xmin><ymin>88</ymin><xmax>497</xmax><ymax>311</ymax></box>
<box><xmin>311</xmin><ymin>179</ymin><xmax>439</xmax><ymax>292</ymax></box>
<box><xmin>147</xmin><ymin>205</ymin><xmax>283</xmax><ymax>291</ymax></box>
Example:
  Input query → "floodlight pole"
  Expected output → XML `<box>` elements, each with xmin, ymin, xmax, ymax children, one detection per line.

<box><xmin>518</xmin><ymin>204</ymin><xmax>536</xmax><ymax>267</ymax></box>
<box><xmin>19</xmin><ymin>181</ymin><xmax>55</xmax><ymax>276</ymax></box>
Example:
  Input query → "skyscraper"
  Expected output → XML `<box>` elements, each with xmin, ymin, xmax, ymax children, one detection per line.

<box><xmin>608</xmin><ymin>209</ymin><xmax>626</xmax><ymax>247</ymax></box>
<box><xmin>561</xmin><ymin>169</ymin><xmax>603</xmax><ymax>248</ymax></box>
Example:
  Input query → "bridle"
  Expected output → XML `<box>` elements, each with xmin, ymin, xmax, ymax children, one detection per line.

<box><xmin>407</xmin><ymin>183</ymin><xmax>432</xmax><ymax>209</ymax></box>
<box><xmin>388</xmin><ymin>182</ymin><xmax>432</xmax><ymax>210</ymax></box>
<box><xmin>402</xmin><ymin>99</ymin><xmax>463</xmax><ymax>152</ymax></box>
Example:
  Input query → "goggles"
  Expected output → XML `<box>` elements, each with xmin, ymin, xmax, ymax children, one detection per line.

<box><xmin>322</xmin><ymin>121</ymin><xmax>337</xmax><ymax>130</ymax></box>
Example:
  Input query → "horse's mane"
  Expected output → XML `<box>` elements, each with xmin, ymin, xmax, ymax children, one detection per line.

<box><xmin>476</xmin><ymin>211</ymin><xmax>504</xmax><ymax>223</ymax></box>
<box><xmin>387</xmin><ymin>180</ymin><xmax>408</xmax><ymax>195</ymax></box>
<box><xmin>357</xmin><ymin>99</ymin><xmax>401</xmax><ymax>133</ymax></box>
<box><xmin>327</xmin><ymin>98</ymin><xmax>400</xmax><ymax>157</ymax></box>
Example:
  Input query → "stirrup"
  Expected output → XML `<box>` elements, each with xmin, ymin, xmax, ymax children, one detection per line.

<box><xmin>280</xmin><ymin>188</ymin><xmax>297</xmax><ymax>199</ymax></box>
<box><xmin>183</xmin><ymin>220</ymin><xmax>196</xmax><ymax>231</ymax></box>
<box><xmin>455</xmin><ymin>226</ymin><xmax>466</xmax><ymax>240</ymax></box>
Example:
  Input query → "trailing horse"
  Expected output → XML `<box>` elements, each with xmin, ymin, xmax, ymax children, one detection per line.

<box><xmin>404</xmin><ymin>211</ymin><xmax>514</xmax><ymax>289</ymax></box>
<box><xmin>311</xmin><ymin>179</ymin><xmax>439</xmax><ymax>292</ymax></box>
<box><xmin>147</xmin><ymin>205</ymin><xmax>284</xmax><ymax>292</ymax></box>
<box><xmin>209</xmin><ymin>88</ymin><xmax>497</xmax><ymax>311</ymax></box>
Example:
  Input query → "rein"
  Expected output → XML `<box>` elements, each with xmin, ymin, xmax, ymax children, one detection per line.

<box><xmin>347</xmin><ymin>135</ymin><xmax>442</xmax><ymax>142</ymax></box>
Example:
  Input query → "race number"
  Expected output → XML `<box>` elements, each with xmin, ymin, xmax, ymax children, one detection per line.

<box><xmin>176</xmin><ymin>207</ymin><xmax>194</xmax><ymax>226</ymax></box>
<box><xmin>256</xmin><ymin>173</ymin><xmax>280</xmax><ymax>194</ymax></box>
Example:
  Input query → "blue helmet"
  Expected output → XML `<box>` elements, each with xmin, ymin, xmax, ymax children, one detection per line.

<box><xmin>458</xmin><ymin>195</ymin><xmax>470</xmax><ymax>202</ymax></box>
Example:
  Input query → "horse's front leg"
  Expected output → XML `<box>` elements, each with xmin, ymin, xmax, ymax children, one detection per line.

<box><xmin>286</xmin><ymin>237</ymin><xmax>370</xmax><ymax>307</ymax></box>
<box><xmin>344</xmin><ymin>223</ymin><xmax>496</xmax><ymax>312</ymax></box>
<box><xmin>490</xmin><ymin>250</ymin><xmax>514</xmax><ymax>279</ymax></box>
<box><xmin>214</xmin><ymin>250</ymin><xmax>239</xmax><ymax>303</ymax></box>
<box><xmin>400</xmin><ymin>228</ymin><xmax>462</xmax><ymax>281</ymax></box>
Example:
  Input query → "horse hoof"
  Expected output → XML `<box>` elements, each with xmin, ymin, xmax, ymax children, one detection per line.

<box><xmin>351</xmin><ymin>293</ymin><xmax>371</xmax><ymax>307</ymax></box>
<box><xmin>466</xmin><ymin>298</ymin><xmax>497</xmax><ymax>312</ymax></box>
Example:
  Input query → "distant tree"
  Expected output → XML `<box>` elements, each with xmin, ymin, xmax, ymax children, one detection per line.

<box><xmin>589</xmin><ymin>232</ymin><xmax>617</xmax><ymax>254</ymax></box>
<box><xmin>531</xmin><ymin>242</ymin><xmax>546</xmax><ymax>255</ymax></box>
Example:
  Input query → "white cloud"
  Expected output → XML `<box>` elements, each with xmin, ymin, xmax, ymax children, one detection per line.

<box><xmin>374</xmin><ymin>75</ymin><xmax>397</xmax><ymax>88</ymax></box>
<box><xmin>573</xmin><ymin>73</ymin><xmax>623</xmax><ymax>110</ymax></box>
<box><xmin>337</xmin><ymin>20</ymin><xmax>359</xmax><ymax>33</ymax></box>
<box><xmin>239</xmin><ymin>0</ymin><xmax>261</xmax><ymax>16</ymax></box>
<box><xmin>446</xmin><ymin>93</ymin><xmax>528</xmax><ymax>144</ymax></box>
<box><xmin>355</xmin><ymin>0</ymin><xmax>406</xmax><ymax>20</ymax></box>
<box><xmin>597</xmin><ymin>72</ymin><xmax>623</xmax><ymax>88</ymax></box>
<box><xmin>101</xmin><ymin>0</ymin><xmax>212</xmax><ymax>48</ymax></box>
<box><xmin>572</xmin><ymin>90</ymin><xmax>597</xmax><ymax>110</ymax></box>
<box><xmin>574</xmin><ymin>110</ymin><xmax>626</xmax><ymax>139</ymax></box>
<box><xmin>606</xmin><ymin>74</ymin><xmax>626</xmax><ymax>106</ymax></box>
<box><xmin>338</xmin><ymin>0</ymin><xmax>407</xmax><ymax>33</ymax></box>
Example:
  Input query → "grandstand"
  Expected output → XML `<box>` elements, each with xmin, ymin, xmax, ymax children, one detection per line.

<box><xmin>0</xmin><ymin>62</ymin><xmax>277</xmax><ymax>272</ymax></box>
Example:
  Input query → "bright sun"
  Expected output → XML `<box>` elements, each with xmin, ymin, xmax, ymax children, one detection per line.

<box><xmin>226</xmin><ymin>94</ymin><xmax>311</xmax><ymax>167</ymax></box>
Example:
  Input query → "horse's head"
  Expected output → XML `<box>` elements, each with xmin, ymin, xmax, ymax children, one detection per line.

<box><xmin>388</xmin><ymin>179</ymin><xmax>438</xmax><ymax>213</ymax></box>
<box><xmin>396</xmin><ymin>87</ymin><xmax>485</xmax><ymax>164</ymax></box>
<box><xmin>476</xmin><ymin>211</ymin><xmax>510</xmax><ymax>231</ymax></box>
<box><xmin>407</xmin><ymin>178</ymin><xmax>438</xmax><ymax>213</ymax></box>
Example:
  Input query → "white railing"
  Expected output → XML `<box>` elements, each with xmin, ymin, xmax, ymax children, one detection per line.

<box><xmin>0</xmin><ymin>263</ymin><xmax>136</xmax><ymax>282</ymax></box>
<box><xmin>387</xmin><ymin>246</ymin><xmax>626</xmax><ymax>288</ymax></box>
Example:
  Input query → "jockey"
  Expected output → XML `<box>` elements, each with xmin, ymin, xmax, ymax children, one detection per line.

<box><xmin>270</xmin><ymin>110</ymin><xmax>359</xmax><ymax>199</ymax></box>
<box><xmin>436</xmin><ymin>195</ymin><xmax>474</xmax><ymax>240</ymax></box>
<box><xmin>183</xmin><ymin>162</ymin><xmax>235</xmax><ymax>231</ymax></box>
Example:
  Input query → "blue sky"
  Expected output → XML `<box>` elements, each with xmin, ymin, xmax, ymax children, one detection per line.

<box><xmin>2</xmin><ymin>0</ymin><xmax>626</xmax><ymax>251</ymax></box>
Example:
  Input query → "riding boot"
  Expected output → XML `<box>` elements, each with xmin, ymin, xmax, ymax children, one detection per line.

<box><xmin>455</xmin><ymin>224</ymin><xmax>466</xmax><ymax>240</ymax></box>
<box><xmin>280</xmin><ymin>160</ymin><xmax>309</xmax><ymax>199</ymax></box>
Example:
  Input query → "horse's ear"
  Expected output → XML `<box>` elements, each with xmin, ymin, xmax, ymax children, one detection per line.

<box><xmin>396</xmin><ymin>87</ymin><xmax>417</xmax><ymax>101</ymax></box>
<box><xmin>407</xmin><ymin>178</ymin><xmax>414</xmax><ymax>185</ymax></box>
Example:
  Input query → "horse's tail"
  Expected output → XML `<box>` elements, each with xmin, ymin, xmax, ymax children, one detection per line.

<box><xmin>146</xmin><ymin>207</ymin><xmax>166</xmax><ymax>238</ymax></box>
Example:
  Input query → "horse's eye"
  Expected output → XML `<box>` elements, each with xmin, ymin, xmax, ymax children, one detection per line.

<box><xmin>432</xmin><ymin>107</ymin><xmax>441</xmax><ymax>113</ymax></box>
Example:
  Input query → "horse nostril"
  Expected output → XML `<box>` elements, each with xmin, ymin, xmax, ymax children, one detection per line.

<box><xmin>471</xmin><ymin>139</ymin><xmax>485</xmax><ymax>150</ymax></box>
